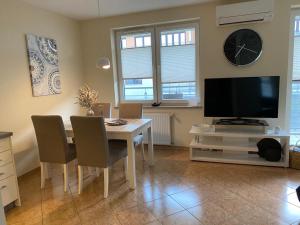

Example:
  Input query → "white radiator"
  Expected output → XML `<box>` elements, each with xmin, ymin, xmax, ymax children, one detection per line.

<box><xmin>143</xmin><ymin>113</ymin><xmax>172</xmax><ymax>145</ymax></box>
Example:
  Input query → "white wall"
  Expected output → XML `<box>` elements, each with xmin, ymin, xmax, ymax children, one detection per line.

<box><xmin>0</xmin><ymin>0</ymin><xmax>84</xmax><ymax>176</ymax></box>
<box><xmin>80</xmin><ymin>0</ymin><xmax>297</xmax><ymax>147</ymax></box>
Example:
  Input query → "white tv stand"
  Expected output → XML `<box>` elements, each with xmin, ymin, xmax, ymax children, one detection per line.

<box><xmin>189</xmin><ymin>126</ymin><xmax>290</xmax><ymax>167</ymax></box>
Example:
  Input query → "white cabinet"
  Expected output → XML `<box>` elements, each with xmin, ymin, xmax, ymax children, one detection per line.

<box><xmin>0</xmin><ymin>194</ymin><xmax>6</xmax><ymax>225</ymax></box>
<box><xmin>0</xmin><ymin>134</ymin><xmax>20</xmax><ymax>207</ymax></box>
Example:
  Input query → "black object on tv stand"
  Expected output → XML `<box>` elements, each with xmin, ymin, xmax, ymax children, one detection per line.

<box><xmin>212</xmin><ymin>118</ymin><xmax>269</xmax><ymax>126</ymax></box>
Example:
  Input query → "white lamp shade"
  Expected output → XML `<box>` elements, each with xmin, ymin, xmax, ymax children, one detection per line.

<box><xmin>96</xmin><ymin>57</ymin><xmax>110</xmax><ymax>70</ymax></box>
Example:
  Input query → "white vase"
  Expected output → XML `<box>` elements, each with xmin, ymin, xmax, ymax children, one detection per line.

<box><xmin>86</xmin><ymin>108</ymin><xmax>94</xmax><ymax>116</ymax></box>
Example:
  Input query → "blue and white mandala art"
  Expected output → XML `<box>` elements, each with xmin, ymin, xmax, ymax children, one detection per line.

<box><xmin>26</xmin><ymin>34</ymin><xmax>61</xmax><ymax>96</ymax></box>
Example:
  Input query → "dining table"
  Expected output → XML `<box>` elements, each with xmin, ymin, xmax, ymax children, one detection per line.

<box><xmin>64</xmin><ymin>118</ymin><xmax>154</xmax><ymax>189</ymax></box>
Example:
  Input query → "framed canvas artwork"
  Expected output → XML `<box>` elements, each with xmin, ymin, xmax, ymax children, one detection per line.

<box><xmin>26</xmin><ymin>34</ymin><xmax>61</xmax><ymax>96</ymax></box>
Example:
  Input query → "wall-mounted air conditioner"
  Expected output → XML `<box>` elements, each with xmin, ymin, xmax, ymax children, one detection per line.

<box><xmin>216</xmin><ymin>0</ymin><xmax>274</xmax><ymax>26</ymax></box>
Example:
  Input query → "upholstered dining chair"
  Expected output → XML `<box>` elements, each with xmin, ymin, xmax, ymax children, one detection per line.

<box><xmin>119</xmin><ymin>103</ymin><xmax>142</xmax><ymax>119</ymax></box>
<box><xmin>31</xmin><ymin>115</ymin><xmax>76</xmax><ymax>192</ymax></box>
<box><xmin>92</xmin><ymin>103</ymin><xmax>111</xmax><ymax>118</ymax></box>
<box><xmin>70</xmin><ymin>116</ymin><xmax>128</xmax><ymax>198</ymax></box>
<box><xmin>119</xmin><ymin>103</ymin><xmax>145</xmax><ymax>160</ymax></box>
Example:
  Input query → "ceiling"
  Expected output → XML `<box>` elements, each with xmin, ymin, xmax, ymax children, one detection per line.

<box><xmin>20</xmin><ymin>0</ymin><xmax>217</xmax><ymax>20</ymax></box>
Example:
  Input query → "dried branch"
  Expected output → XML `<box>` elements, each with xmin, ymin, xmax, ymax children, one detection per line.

<box><xmin>75</xmin><ymin>84</ymin><xmax>99</xmax><ymax>109</ymax></box>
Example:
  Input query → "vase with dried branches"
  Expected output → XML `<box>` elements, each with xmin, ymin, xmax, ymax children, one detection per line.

<box><xmin>76</xmin><ymin>84</ymin><xmax>99</xmax><ymax>116</ymax></box>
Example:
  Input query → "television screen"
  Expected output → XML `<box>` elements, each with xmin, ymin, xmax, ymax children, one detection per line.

<box><xmin>204</xmin><ymin>76</ymin><xmax>280</xmax><ymax>118</ymax></box>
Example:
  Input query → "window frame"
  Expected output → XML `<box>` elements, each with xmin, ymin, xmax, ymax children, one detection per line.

<box><xmin>288</xmin><ymin>9</ymin><xmax>300</xmax><ymax>145</ymax></box>
<box><xmin>115</xmin><ymin>27</ymin><xmax>157</xmax><ymax>104</ymax></box>
<box><xmin>114</xmin><ymin>21</ymin><xmax>200</xmax><ymax>106</ymax></box>
<box><xmin>155</xmin><ymin>22</ymin><xmax>200</xmax><ymax>105</ymax></box>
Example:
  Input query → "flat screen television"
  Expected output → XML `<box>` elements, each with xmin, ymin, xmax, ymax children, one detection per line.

<box><xmin>204</xmin><ymin>76</ymin><xmax>280</xmax><ymax>118</ymax></box>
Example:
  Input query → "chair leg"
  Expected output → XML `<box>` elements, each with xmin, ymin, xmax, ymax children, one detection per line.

<box><xmin>63</xmin><ymin>164</ymin><xmax>68</xmax><ymax>192</ymax></box>
<box><xmin>141</xmin><ymin>142</ymin><xmax>145</xmax><ymax>161</ymax></box>
<box><xmin>124</xmin><ymin>157</ymin><xmax>128</xmax><ymax>180</ymax></box>
<box><xmin>40</xmin><ymin>162</ymin><xmax>45</xmax><ymax>189</ymax></box>
<box><xmin>96</xmin><ymin>168</ymin><xmax>101</xmax><ymax>177</ymax></box>
<box><xmin>104</xmin><ymin>168</ymin><xmax>109</xmax><ymax>198</ymax></box>
<box><xmin>78</xmin><ymin>166</ymin><xmax>83</xmax><ymax>194</ymax></box>
<box><xmin>44</xmin><ymin>162</ymin><xmax>50</xmax><ymax>179</ymax></box>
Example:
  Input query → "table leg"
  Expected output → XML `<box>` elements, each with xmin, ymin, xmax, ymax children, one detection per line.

<box><xmin>147</xmin><ymin>126</ymin><xmax>154</xmax><ymax>166</ymax></box>
<box><xmin>127</xmin><ymin>137</ymin><xmax>136</xmax><ymax>189</ymax></box>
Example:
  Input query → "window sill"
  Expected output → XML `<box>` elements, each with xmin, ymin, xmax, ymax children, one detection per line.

<box><xmin>114</xmin><ymin>105</ymin><xmax>202</xmax><ymax>109</ymax></box>
<box><xmin>144</xmin><ymin>105</ymin><xmax>201</xmax><ymax>109</ymax></box>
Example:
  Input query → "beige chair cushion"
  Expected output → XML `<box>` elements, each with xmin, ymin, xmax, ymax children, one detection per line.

<box><xmin>119</xmin><ymin>103</ymin><xmax>144</xmax><ymax>147</ymax></box>
<box><xmin>92</xmin><ymin>103</ymin><xmax>111</xmax><ymax>118</ymax></box>
<box><xmin>108</xmin><ymin>140</ymin><xmax>128</xmax><ymax>164</ymax></box>
<box><xmin>119</xmin><ymin>103</ymin><xmax>143</xmax><ymax>119</ymax></box>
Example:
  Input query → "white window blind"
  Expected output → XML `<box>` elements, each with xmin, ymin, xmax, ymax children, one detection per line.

<box><xmin>121</xmin><ymin>47</ymin><xmax>153</xmax><ymax>79</ymax></box>
<box><xmin>117</xmin><ymin>31</ymin><xmax>154</xmax><ymax>101</ymax></box>
<box><xmin>161</xmin><ymin>45</ymin><xmax>196</xmax><ymax>83</ymax></box>
<box><xmin>290</xmin><ymin>14</ymin><xmax>300</xmax><ymax>145</ymax></box>
<box><xmin>293</xmin><ymin>36</ymin><xmax>300</xmax><ymax>80</ymax></box>
<box><xmin>159</xmin><ymin>27</ymin><xmax>197</xmax><ymax>100</ymax></box>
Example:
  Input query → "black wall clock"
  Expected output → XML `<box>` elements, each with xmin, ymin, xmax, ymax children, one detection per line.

<box><xmin>224</xmin><ymin>29</ymin><xmax>262</xmax><ymax>66</ymax></box>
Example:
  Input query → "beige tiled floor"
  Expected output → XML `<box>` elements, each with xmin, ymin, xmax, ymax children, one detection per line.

<box><xmin>5</xmin><ymin>147</ymin><xmax>300</xmax><ymax>225</ymax></box>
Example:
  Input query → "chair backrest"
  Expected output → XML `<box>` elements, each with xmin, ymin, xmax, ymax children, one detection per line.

<box><xmin>92</xmin><ymin>103</ymin><xmax>111</xmax><ymax>118</ymax></box>
<box><xmin>31</xmin><ymin>115</ymin><xmax>69</xmax><ymax>163</ymax></box>
<box><xmin>119</xmin><ymin>103</ymin><xmax>143</xmax><ymax>119</ymax></box>
<box><xmin>70</xmin><ymin>116</ymin><xmax>109</xmax><ymax>167</ymax></box>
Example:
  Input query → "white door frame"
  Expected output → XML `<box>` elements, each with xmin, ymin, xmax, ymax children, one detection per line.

<box><xmin>286</xmin><ymin>9</ymin><xmax>300</xmax><ymax>133</ymax></box>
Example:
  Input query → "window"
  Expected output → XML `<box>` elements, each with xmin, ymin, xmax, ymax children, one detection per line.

<box><xmin>161</xmin><ymin>35</ymin><xmax>166</xmax><ymax>47</ymax></box>
<box><xmin>290</xmin><ymin>14</ymin><xmax>300</xmax><ymax>145</ymax></box>
<box><xmin>117</xmin><ymin>30</ymin><xmax>154</xmax><ymax>101</ymax></box>
<box><xmin>115</xmin><ymin>22</ymin><xmax>199</xmax><ymax>105</ymax></box>
<box><xmin>159</xmin><ymin>27</ymin><xmax>197</xmax><ymax>101</ymax></box>
<box><xmin>173</xmin><ymin>33</ymin><xmax>179</xmax><ymax>45</ymax></box>
<box><xmin>158</xmin><ymin>32</ymin><xmax>191</xmax><ymax>47</ymax></box>
<box><xmin>121</xmin><ymin>38</ymin><xmax>127</xmax><ymax>49</ymax></box>
<box><xmin>135</xmin><ymin>37</ymin><xmax>144</xmax><ymax>48</ymax></box>
<box><xmin>295</xmin><ymin>17</ymin><xmax>300</xmax><ymax>37</ymax></box>
<box><xmin>144</xmin><ymin>36</ymin><xmax>151</xmax><ymax>47</ymax></box>
<box><xmin>167</xmin><ymin>34</ymin><xmax>173</xmax><ymax>46</ymax></box>
<box><xmin>180</xmin><ymin>33</ymin><xmax>186</xmax><ymax>45</ymax></box>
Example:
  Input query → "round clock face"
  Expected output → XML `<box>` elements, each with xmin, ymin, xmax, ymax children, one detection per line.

<box><xmin>224</xmin><ymin>29</ymin><xmax>262</xmax><ymax>66</ymax></box>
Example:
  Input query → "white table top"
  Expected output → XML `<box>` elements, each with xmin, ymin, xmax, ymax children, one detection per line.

<box><xmin>65</xmin><ymin>118</ymin><xmax>152</xmax><ymax>134</ymax></box>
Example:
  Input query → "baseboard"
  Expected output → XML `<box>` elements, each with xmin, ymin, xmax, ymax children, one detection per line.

<box><xmin>18</xmin><ymin>166</ymin><xmax>40</xmax><ymax>179</ymax></box>
<box><xmin>145</xmin><ymin>144</ymin><xmax>189</xmax><ymax>151</ymax></box>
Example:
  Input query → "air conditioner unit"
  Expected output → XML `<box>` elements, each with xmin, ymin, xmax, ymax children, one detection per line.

<box><xmin>216</xmin><ymin>0</ymin><xmax>274</xmax><ymax>26</ymax></box>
